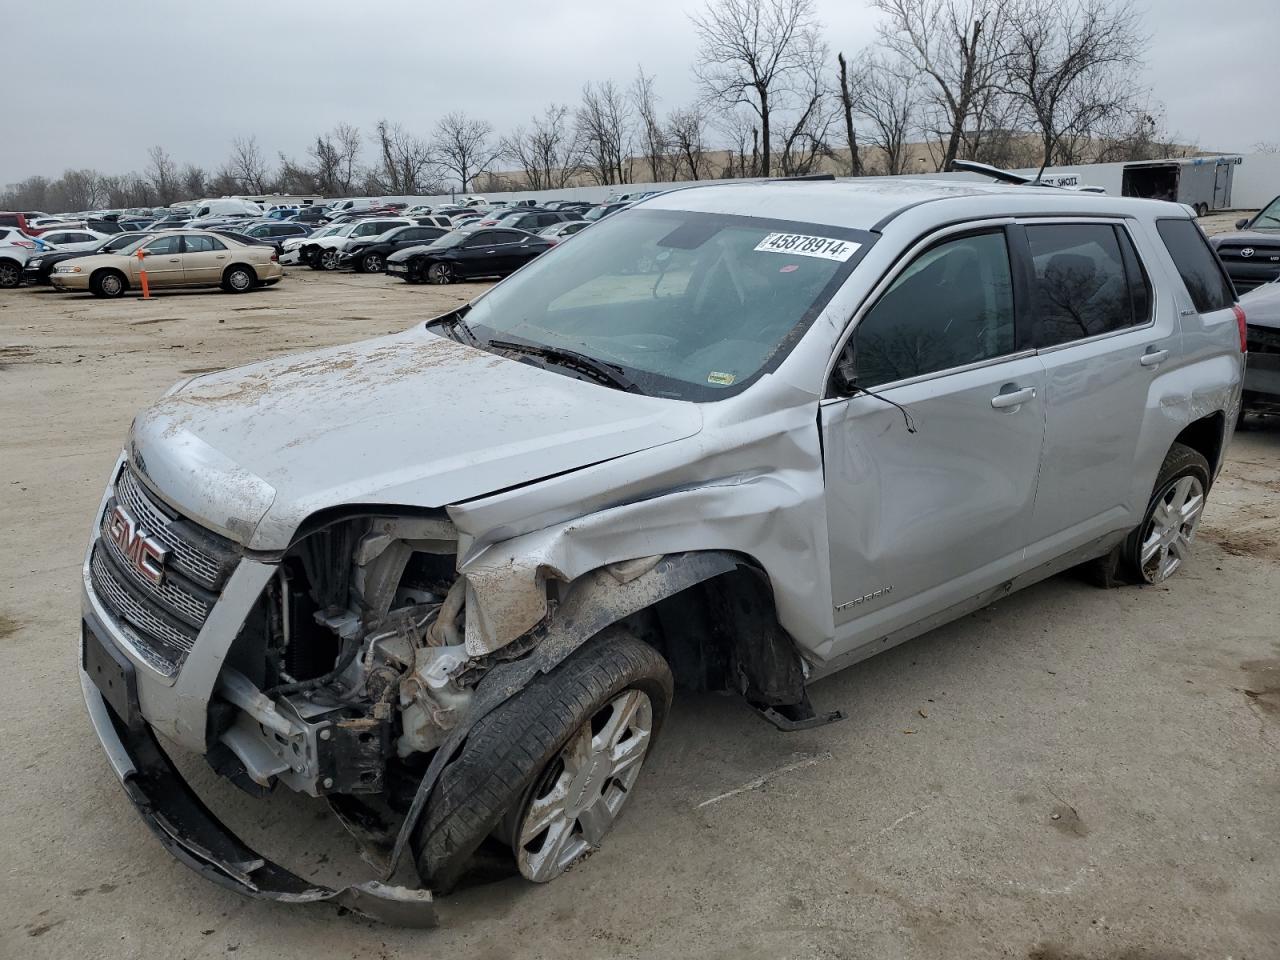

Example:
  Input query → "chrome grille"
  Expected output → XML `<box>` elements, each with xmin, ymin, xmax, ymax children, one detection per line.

<box><xmin>90</xmin><ymin>545</ymin><xmax>197</xmax><ymax>669</ymax></box>
<box><xmin>88</xmin><ymin>461</ymin><xmax>241</xmax><ymax>671</ymax></box>
<box><xmin>98</xmin><ymin>508</ymin><xmax>213</xmax><ymax>624</ymax></box>
<box><xmin>114</xmin><ymin>464</ymin><xmax>226</xmax><ymax>588</ymax></box>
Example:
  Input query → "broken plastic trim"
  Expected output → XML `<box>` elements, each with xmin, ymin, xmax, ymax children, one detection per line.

<box><xmin>80</xmin><ymin>670</ymin><xmax>435</xmax><ymax>927</ymax></box>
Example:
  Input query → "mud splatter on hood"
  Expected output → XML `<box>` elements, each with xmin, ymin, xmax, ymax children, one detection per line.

<box><xmin>130</xmin><ymin>327</ymin><xmax>702</xmax><ymax>550</ymax></box>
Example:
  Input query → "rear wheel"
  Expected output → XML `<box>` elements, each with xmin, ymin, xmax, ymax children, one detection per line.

<box><xmin>412</xmin><ymin>630</ymin><xmax>672</xmax><ymax>891</ymax></box>
<box><xmin>1130</xmin><ymin>444</ymin><xmax>1209</xmax><ymax>584</ymax></box>
<box><xmin>426</xmin><ymin>262</ymin><xmax>454</xmax><ymax>284</ymax></box>
<box><xmin>91</xmin><ymin>269</ymin><xmax>126</xmax><ymax>298</ymax></box>
<box><xmin>222</xmin><ymin>265</ymin><xmax>256</xmax><ymax>293</ymax></box>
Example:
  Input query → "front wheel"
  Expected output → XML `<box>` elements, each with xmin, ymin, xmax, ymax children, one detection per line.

<box><xmin>426</xmin><ymin>262</ymin><xmax>454</xmax><ymax>284</ymax></box>
<box><xmin>92</xmin><ymin>270</ymin><xmax>126</xmax><ymax>298</ymax></box>
<box><xmin>0</xmin><ymin>259</ymin><xmax>21</xmax><ymax>288</ymax></box>
<box><xmin>360</xmin><ymin>252</ymin><xmax>384</xmax><ymax>273</ymax></box>
<box><xmin>412</xmin><ymin>630</ymin><xmax>672</xmax><ymax>891</ymax></box>
<box><xmin>317</xmin><ymin>249</ymin><xmax>341</xmax><ymax>271</ymax></box>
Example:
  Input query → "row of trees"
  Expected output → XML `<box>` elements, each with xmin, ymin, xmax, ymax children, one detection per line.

<box><xmin>3</xmin><ymin>0</ymin><xmax>1187</xmax><ymax>213</ymax></box>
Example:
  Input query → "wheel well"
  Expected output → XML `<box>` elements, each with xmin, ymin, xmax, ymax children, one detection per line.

<box><xmin>624</xmin><ymin>565</ymin><xmax>807</xmax><ymax>707</ymax></box>
<box><xmin>223</xmin><ymin>262</ymin><xmax>257</xmax><ymax>281</ymax></box>
<box><xmin>92</xmin><ymin>267</ymin><xmax>128</xmax><ymax>288</ymax></box>
<box><xmin>1173</xmin><ymin>412</ymin><xmax>1225</xmax><ymax>481</ymax></box>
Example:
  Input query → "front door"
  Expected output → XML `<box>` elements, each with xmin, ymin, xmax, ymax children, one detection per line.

<box><xmin>1016</xmin><ymin>220</ymin><xmax>1176</xmax><ymax>561</ymax></box>
<box><xmin>131</xmin><ymin>235</ymin><xmax>184</xmax><ymax>286</ymax></box>
<box><xmin>822</xmin><ymin>227</ymin><xmax>1046</xmax><ymax>658</ymax></box>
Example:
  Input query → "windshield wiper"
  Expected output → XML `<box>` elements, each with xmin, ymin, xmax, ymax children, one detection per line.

<box><xmin>430</xmin><ymin>309</ymin><xmax>480</xmax><ymax>346</ymax></box>
<box><xmin>485</xmin><ymin>338</ymin><xmax>642</xmax><ymax>394</ymax></box>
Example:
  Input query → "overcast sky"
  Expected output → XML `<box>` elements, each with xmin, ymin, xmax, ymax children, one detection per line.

<box><xmin>6</xmin><ymin>0</ymin><xmax>1276</xmax><ymax>185</ymax></box>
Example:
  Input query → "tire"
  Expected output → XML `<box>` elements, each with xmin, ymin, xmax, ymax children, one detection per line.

<box><xmin>426</xmin><ymin>262</ymin><xmax>454</xmax><ymax>285</ymax></box>
<box><xmin>412</xmin><ymin>630</ymin><xmax>673</xmax><ymax>892</ymax></box>
<box><xmin>0</xmin><ymin>259</ymin><xmax>21</xmax><ymax>289</ymax></box>
<box><xmin>361</xmin><ymin>252</ymin><xmax>384</xmax><ymax>273</ymax></box>
<box><xmin>222</xmin><ymin>265</ymin><xmax>256</xmax><ymax>293</ymax></box>
<box><xmin>317</xmin><ymin>248</ymin><xmax>341</xmax><ymax>271</ymax></box>
<box><xmin>91</xmin><ymin>269</ymin><xmax>126</xmax><ymax>298</ymax></box>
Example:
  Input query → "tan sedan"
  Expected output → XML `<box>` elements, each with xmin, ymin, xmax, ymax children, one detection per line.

<box><xmin>50</xmin><ymin>230</ymin><xmax>284</xmax><ymax>297</ymax></box>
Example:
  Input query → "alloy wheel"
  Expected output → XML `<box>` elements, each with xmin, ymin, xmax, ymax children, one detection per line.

<box><xmin>1138</xmin><ymin>475</ymin><xmax>1205</xmax><ymax>583</ymax></box>
<box><xmin>228</xmin><ymin>269</ymin><xmax>252</xmax><ymax>291</ymax></box>
<box><xmin>0</xmin><ymin>263</ymin><xmax>18</xmax><ymax>288</ymax></box>
<box><xmin>427</xmin><ymin>263</ymin><xmax>453</xmax><ymax>284</ymax></box>
<box><xmin>100</xmin><ymin>273</ymin><xmax>123</xmax><ymax>296</ymax></box>
<box><xmin>514</xmin><ymin>689</ymin><xmax>653</xmax><ymax>883</ymax></box>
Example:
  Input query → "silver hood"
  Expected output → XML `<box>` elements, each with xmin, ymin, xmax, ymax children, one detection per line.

<box><xmin>129</xmin><ymin>326</ymin><xmax>702</xmax><ymax>550</ymax></box>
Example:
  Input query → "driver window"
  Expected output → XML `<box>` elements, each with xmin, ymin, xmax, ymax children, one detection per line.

<box><xmin>844</xmin><ymin>230</ymin><xmax>1015</xmax><ymax>391</ymax></box>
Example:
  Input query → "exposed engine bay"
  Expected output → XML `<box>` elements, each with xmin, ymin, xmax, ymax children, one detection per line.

<box><xmin>212</xmin><ymin>515</ymin><xmax>489</xmax><ymax>803</ymax></box>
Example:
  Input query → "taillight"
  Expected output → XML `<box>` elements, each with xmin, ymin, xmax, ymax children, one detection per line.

<box><xmin>13</xmin><ymin>240</ymin><xmax>34</xmax><ymax>249</ymax></box>
<box><xmin>1233</xmin><ymin>304</ymin><xmax>1247</xmax><ymax>353</ymax></box>
<box><xmin>270</xmin><ymin>252</ymin><xmax>279</xmax><ymax>262</ymax></box>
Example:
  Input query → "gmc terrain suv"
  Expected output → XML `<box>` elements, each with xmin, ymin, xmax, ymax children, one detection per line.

<box><xmin>79</xmin><ymin>179</ymin><xmax>1244</xmax><ymax>925</ymax></box>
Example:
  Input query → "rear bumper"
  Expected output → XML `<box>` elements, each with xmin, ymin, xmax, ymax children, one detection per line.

<box><xmin>79</xmin><ymin>616</ymin><xmax>435</xmax><ymax>927</ymax></box>
<box><xmin>1244</xmin><ymin>350</ymin><xmax>1280</xmax><ymax>404</ymax></box>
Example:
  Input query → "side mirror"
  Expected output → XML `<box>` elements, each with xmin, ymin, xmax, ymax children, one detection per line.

<box><xmin>832</xmin><ymin>349</ymin><xmax>858</xmax><ymax>396</ymax></box>
<box><xmin>1236</xmin><ymin>218</ymin><xmax>1250</xmax><ymax>230</ymax></box>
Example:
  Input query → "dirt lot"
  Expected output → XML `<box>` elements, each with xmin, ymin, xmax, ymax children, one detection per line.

<box><xmin>2</xmin><ymin>242</ymin><xmax>1278</xmax><ymax>959</ymax></box>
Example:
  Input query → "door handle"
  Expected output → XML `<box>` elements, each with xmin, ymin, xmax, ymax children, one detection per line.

<box><xmin>991</xmin><ymin>386</ymin><xmax>1036</xmax><ymax>409</ymax></box>
<box><xmin>215</xmin><ymin>255</ymin><xmax>226</xmax><ymax>260</ymax></box>
<box><xmin>1140</xmin><ymin>349</ymin><xmax>1170</xmax><ymax>367</ymax></box>
<box><xmin>167</xmin><ymin>258</ymin><xmax>180</xmax><ymax>262</ymax></box>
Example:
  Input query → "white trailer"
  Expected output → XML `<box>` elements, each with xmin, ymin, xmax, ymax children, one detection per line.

<box><xmin>1121</xmin><ymin>156</ymin><xmax>1242</xmax><ymax>216</ymax></box>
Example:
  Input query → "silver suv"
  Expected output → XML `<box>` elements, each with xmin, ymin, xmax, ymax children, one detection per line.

<box><xmin>79</xmin><ymin>179</ymin><xmax>1244</xmax><ymax>924</ymax></box>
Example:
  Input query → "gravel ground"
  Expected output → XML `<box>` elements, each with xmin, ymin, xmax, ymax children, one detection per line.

<box><xmin>1</xmin><ymin>235</ymin><xmax>1277</xmax><ymax>959</ymax></box>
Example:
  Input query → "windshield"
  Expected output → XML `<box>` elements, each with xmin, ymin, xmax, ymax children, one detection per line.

<box><xmin>456</xmin><ymin>208</ymin><xmax>872</xmax><ymax>400</ymax></box>
<box><xmin>1252</xmin><ymin>197</ymin><xmax>1280</xmax><ymax>229</ymax></box>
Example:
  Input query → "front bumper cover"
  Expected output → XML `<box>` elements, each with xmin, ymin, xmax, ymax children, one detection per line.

<box><xmin>79</xmin><ymin>628</ymin><xmax>436</xmax><ymax>927</ymax></box>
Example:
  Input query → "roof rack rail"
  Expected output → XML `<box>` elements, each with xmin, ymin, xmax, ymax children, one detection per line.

<box><xmin>768</xmin><ymin>173</ymin><xmax>836</xmax><ymax>182</ymax></box>
<box><xmin>947</xmin><ymin>160</ymin><xmax>1040</xmax><ymax>185</ymax></box>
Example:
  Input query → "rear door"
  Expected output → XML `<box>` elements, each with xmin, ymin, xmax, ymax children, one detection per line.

<box><xmin>822</xmin><ymin>225</ymin><xmax>1046</xmax><ymax>658</ymax></box>
<box><xmin>1017</xmin><ymin>219</ymin><xmax>1174</xmax><ymax>561</ymax></box>
<box><xmin>180</xmin><ymin>234</ymin><xmax>230</xmax><ymax>283</ymax></box>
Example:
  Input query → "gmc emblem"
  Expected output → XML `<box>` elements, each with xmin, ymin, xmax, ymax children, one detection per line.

<box><xmin>107</xmin><ymin>504</ymin><xmax>168</xmax><ymax>587</ymax></box>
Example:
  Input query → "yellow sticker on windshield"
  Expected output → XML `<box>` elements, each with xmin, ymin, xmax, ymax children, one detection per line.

<box><xmin>707</xmin><ymin>371</ymin><xmax>736</xmax><ymax>385</ymax></box>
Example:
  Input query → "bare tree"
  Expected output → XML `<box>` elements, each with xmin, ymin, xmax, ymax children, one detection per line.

<box><xmin>632</xmin><ymin>68</ymin><xmax>673</xmax><ymax>182</ymax></box>
<box><xmin>691</xmin><ymin>0</ymin><xmax>822</xmax><ymax>176</ymax></box>
<box><xmin>872</xmin><ymin>0</ymin><xmax>1011</xmax><ymax>171</ymax></box>
<box><xmin>180</xmin><ymin>164</ymin><xmax>207</xmax><ymax>199</ymax></box>
<box><xmin>308</xmin><ymin>124</ymin><xmax>363</xmax><ymax>196</ymax></box>
<box><xmin>836</xmin><ymin>52</ymin><xmax>863</xmax><ymax>176</ymax></box>
<box><xmin>501</xmin><ymin>104</ymin><xmax>583</xmax><ymax>190</ymax></box>
<box><xmin>850</xmin><ymin>53</ymin><xmax>918</xmax><ymax>175</ymax></box>
<box><xmin>432</xmin><ymin>112</ymin><xmax>500</xmax><ymax>192</ymax></box>
<box><xmin>716</xmin><ymin>110</ymin><xmax>760</xmax><ymax>178</ymax></box>
<box><xmin>146</xmin><ymin>146</ymin><xmax>180</xmax><ymax>204</ymax></box>
<box><xmin>575</xmin><ymin>80</ymin><xmax>633</xmax><ymax>185</ymax></box>
<box><xmin>228</xmin><ymin>136</ymin><xmax>269</xmax><ymax>193</ymax></box>
<box><xmin>667</xmin><ymin>106</ymin><xmax>712</xmax><ymax>180</ymax></box>
<box><xmin>1003</xmin><ymin>0</ymin><xmax>1146</xmax><ymax>174</ymax></box>
<box><xmin>775</xmin><ymin>32</ymin><xmax>837</xmax><ymax>176</ymax></box>
<box><xmin>370</xmin><ymin>121</ymin><xmax>438</xmax><ymax>194</ymax></box>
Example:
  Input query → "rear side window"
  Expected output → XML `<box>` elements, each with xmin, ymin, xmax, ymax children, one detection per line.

<box><xmin>1025</xmin><ymin>223</ymin><xmax>1151</xmax><ymax>347</ymax></box>
<box><xmin>850</xmin><ymin>230</ymin><xmax>1015</xmax><ymax>390</ymax></box>
<box><xmin>1156</xmin><ymin>218</ymin><xmax>1235</xmax><ymax>312</ymax></box>
<box><xmin>0</xmin><ymin>215</ymin><xmax>17</xmax><ymax>227</ymax></box>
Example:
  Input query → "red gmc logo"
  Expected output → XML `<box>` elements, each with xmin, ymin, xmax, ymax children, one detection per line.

<box><xmin>107</xmin><ymin>504</ymin><xmax>168</xmax><ymax>587</ymax></box>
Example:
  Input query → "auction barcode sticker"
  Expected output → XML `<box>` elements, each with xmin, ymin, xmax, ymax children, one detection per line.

<box><xmin>753</xmin><ymin>232</ymin><xmax>860</xmax><ymax>261</ymax></box>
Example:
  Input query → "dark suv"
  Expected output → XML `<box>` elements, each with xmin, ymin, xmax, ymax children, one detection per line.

<box><xmin>1209</xmin><ymin>195</ymin><xmax>1280</xmax><ymax>293</ymax></box>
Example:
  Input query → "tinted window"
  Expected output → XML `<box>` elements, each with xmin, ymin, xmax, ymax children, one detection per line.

<box><xmin>1156</xmin><ymin>218</ymin><xmax>1235</xmax><ymax>312</ymax></box>
<box><xmin>851</xmin><ymin>231</ymin><xmax>1015</xmax><ymax>389</ymax></box>
<box><xmin>464</xmin><ymin>232</ymin><xmax>495</xmax><ymax>248</ymax></box>
<box><xmin>143</xmin><ymin>236</ymin><xmax>182</xmax><ymax>255</ymax></box>
<box><xmin>184</xmin><ymin>235</ymin><xmax>225</xmax><ymax>253</ymax></box>
<box><xmin>493</xmin><ymin>230</ymin><xmax>525</xmax><ymax>244</ymax></box>
<box><xmin>1025</xmin><ymin>223</ymin><xmax>1143</xmax><ymax>347</ymax></box>
<box><xmin>0</xmin><ymin>215</ymin><xmax>17</xmax><ymax>227</ymax></box>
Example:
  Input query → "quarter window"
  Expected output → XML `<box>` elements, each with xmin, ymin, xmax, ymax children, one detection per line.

<box><xmin>848</xmin><ymin>230</ymin><xmax>1016</xmax><ymax>390</ymax></box>
<box><xmin>183</xmin><ymin>235</ymin><xmax>224</xmax><ymax>252</ymax></box>
<box><xmin>1025</xmin><ymin>223</ymin><xmax>1146</xmax><ymax>347</ymax></box>
<box><xmin>1156</xmin><ymin>218</ymin><xmax>1236</xmax><ymax>312</ymax></box>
